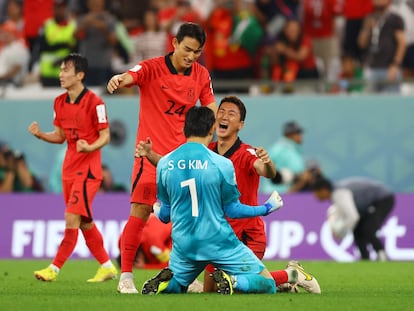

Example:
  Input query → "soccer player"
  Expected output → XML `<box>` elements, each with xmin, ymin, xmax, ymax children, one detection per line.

<box><xmin>141</xmin><ymin>106</ymin><xmax>283</xmax><ymax>295</ymax></box>
<box><xmin>204</xmin><ymin>95</ymin><xmax>320</xmax><ymax>294</ymax></box>
<box><xmin>28</xmin><ymin>53</ymin><xmax>117</xmax><ymax>282</ymax></box>
<box><xmin>106</xmin><ymin>22</ymin><xmax>217</xmax><ymax>294</ymax></box>
<box><xmin>116</xmin><ymin>214</ymin><xmax>172</xmax><ymax>270</ymax></box>
<box><xmin>136</xmin><ymin>96</ymin><xmax>322</xmax><ymax>294</ymax></box>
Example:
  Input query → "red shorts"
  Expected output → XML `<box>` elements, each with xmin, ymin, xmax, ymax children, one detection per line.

<box><xmin>229</xmin><ymin>217</ymin><xmax>266</xmax><ymax>259</ymax></box>
<box><xmin>62</xmin><ymin>178</ymin><xmax>101</xmax><ymax>220</ymax></box>
<box><xmin>130</xmin><ymin>156</ymin><xmax>157</xmax><ymax>205</ymax></box>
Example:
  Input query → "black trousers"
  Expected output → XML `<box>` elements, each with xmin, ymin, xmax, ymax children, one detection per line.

<box><xmin>353</xmin><ymin>195</ymin><xmax>395</xmax><ymax>260</ymax></box>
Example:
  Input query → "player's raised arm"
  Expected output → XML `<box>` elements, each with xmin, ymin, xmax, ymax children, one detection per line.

<box><xmin>28</xmin><ymin>123</ymin><xmax>65</xmax><ymax>144</ymax></box>
<box><xmin>106</xmin><ymin>72</ymin><xmax>134</xmax><ymax>94</ymax></box>
<box><xmin>254</xmin><ymin>146</ymin><xmax>276</xmax><ymax>179</ymax></box>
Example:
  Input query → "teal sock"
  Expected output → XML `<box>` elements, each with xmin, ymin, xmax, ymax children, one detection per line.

<box><xmin>234</xmin><ymin>274</ymin><xmax>276</xmax><ymax>294</ymax></box>
<box><xmin>164</xmin><ymin>277</ymin><xmax>187</xmax><ymax>293</ymax></box>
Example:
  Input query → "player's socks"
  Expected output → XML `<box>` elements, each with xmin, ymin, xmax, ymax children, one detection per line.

<box><xmin>82</xmin><ymin>223</ymin><xmax>111</xmax><ymax>264</ymax></box>
<box><xmin>120</xmin><ymin>216</ymin><xmax>146</xmax><ymax>272</ymax></box>
<box><xmin>49</xmin><ymin>264</ymin><xmax>60</xmax><ymax>273</ymax></box>
<box><xmin>270</xmin><ymin>270</ymin><xmax>289</xmax><ymax>286</ymax></box>
<box><xmin>233</xmin><ymin>274</ymin><xmax>276</xmax><ymax>294</ymax></box>
<box><xmin>52</xmin><ymin>228</ymin><xmax>78</xmax><ymax>268</ymax></box>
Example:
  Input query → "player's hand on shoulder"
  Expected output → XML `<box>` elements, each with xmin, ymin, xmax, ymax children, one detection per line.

<box><xmin>264</xmin><ymin>190</ymin><xmax>284</xmax><ymax>215</ymax></box>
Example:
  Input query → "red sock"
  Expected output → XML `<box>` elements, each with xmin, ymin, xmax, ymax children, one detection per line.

<box><xmin>82</xmin><ymin>223</ymin><xmax>110</xmax><ymax>264</ymax></box>
<box><xmin>270</xmin><ymin>270</ymin><xmax>288</xmax><ymax>286</ymax></box>
<box><xmin>121</xmin><ymin>216</ymin><xmax>146</xmax><ymax>273</ymax></box>
<box><xmin>52</xmin><ymin>228</ymin><xmax>78</xmax><ymax>268</ymax></box>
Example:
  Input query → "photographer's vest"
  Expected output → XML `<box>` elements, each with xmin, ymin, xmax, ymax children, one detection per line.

<box><xmin>40</xmin><ymin>19</ymin><xmax>77</xmax><ymax>79</ymax></box>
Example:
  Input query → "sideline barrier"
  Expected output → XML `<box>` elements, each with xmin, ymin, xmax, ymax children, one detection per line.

<box><xmin>1</xmin><ymin>193</ymin><xmax>413</xmax><ymax>261</ymax></box>
<box><xmin>1</xmin><ymin>95</ymin><xmax>414</xmax><ymax>192</ymax></box>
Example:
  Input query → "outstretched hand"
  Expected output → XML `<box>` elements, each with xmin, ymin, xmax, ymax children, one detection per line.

<box><xmin>264</xmin><ymin>190</ymin><xmax>284</xmax><ymax>215</ymax></box>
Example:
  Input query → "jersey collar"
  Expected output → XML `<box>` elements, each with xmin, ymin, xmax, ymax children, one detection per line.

<box><xmin>213</xmin><ymin>137</ymin><xmax>242</xmax><ymax>158</ymax></box>
<box><xmin>165</xmin><ymin>52</ymin><xmax>192</xmax><ymax>76</ymax></box>
<box><xmin>65</xmin><ymin>87</ymin><xmax>88</xmax><ymax>104</ymax></box>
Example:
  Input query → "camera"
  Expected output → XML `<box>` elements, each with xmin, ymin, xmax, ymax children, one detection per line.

<box><xmin>2</xmin><ymin>149</ymin><xmax>24</xmax><ymax>161</ymax></box>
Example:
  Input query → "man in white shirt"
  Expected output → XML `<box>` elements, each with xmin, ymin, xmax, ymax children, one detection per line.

<box><xmin>312</xmin><ymin>176</ymin><xmax>395</xmax><ymax>261</ymax></box>
<box><xmin>0</xmin><ymin>23</ymin><xmax>29</xmax><ymax>86</ymax></box>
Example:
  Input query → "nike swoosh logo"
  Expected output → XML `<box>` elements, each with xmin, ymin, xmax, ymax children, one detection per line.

<box><xmin>297</xmin><ymin>266</ymin><xmax>313</xmax><ymax>281</ymax></box>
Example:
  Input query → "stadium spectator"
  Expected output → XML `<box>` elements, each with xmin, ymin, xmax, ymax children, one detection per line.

<box><xmin>22</xmin><ymin>0</ymin><xmax>53</xmax><ymax>72</ymax></box>
<box><xmin>330</xmin><ymin>53</ymin><xmax>364</xmax><ymax>93</ymax></box>
<box><xmin>391</xmin><ymin>0</ymin><xmax>414</xmax><ymax>79</ymax></box>
<box><xmin>28</xmin><ymin>53</ymin><xmax>118</xmax><ymax>282</ymax></box>
<box><xmin>358</xmin><ymin>0</ymin><xmax>406</xmax><ymax>93</ymax></box>
<box><xmin>0</xmin><ymin>0</ymin><xmax>7</xmax><ymax>23</ymax></box>
<box><xmin>36</xmin><ymin>0</ymin><xmax>77</xmax><ymax>87</ymax></box>
<box><xmin>312</xmin><ymin>176</ymin><xmax>395</xmax><ymax>261</ymax></box>
<box><xmin>0</xmin><ymin>140</ymin><xmax>44</xmax><ymax>193</ymax></box>
<box><xmin>106</xmin><ymin>22</ymin><xmax>217</xmax><ymax>294</ymax></box>
<box><xmin>75</xmin><ymin>0</ymin><xmax>118</xmax><ymax>86</ymax></box>
<box><xmin>0</xmin><ymin>22</ymin><xmax>30</xmax><ymax>87</ymax></box>
<box><xmin>204</xmin><ymin>0</ymin><xmax>264</xmax><ymax>92</ymax></box>
<box><xmin>265</xmin><ymin>18</ymin><xmax>319</xmax><ymax>92</ymax></box>
<box><xmin>158</xmin><ymin>0</ymin><xmax>202</xmax><ymax>53</ymax></box>
<box><xmin>109</xmin><ymin>0</ymin><xmax>150</xmax><ymax>32</ymax></box>
<box><xmin>341</xmin><ymin>0</ymin><xmax>373</xmax><ymax>63</ymax></box>
<box><xmin>299</xmin><ymin>0</ymin><xmax>342</xmax><ymax>83</ymax></box>
<box><xmin>140</xmin><ymin>106</ymin><xmax>282</xmax><ymax>295</ymax></box>
<box><xmin>126</xmin><ymin>8</ymin><xmax>168</xmax><ymax>67</ymax></box>
<box><xmin>251</xmin><ymin>0</ymin><xmax>299</xmax><ymax>41</ymax></box>
<box><xmin>1</xmin><ymin>0</ymin><xmax>24</xmax><ymax>41</ymax></box>
<box><xmin>260</xmin><ymin>120</ymin><xmax>306</xmax><ymax>194</ymax></box>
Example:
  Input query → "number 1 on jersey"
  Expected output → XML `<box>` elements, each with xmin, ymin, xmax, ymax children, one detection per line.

<box><xmin>181</xmin><ymin>178</ymin><xmax>199</xmax><ymax>217</ymax></box>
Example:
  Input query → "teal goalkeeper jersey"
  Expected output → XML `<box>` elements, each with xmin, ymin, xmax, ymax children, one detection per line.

<box><xmin>156</xmin><ymin>142</ymin><xmax>243</xmax><ymax>261</ymax></box>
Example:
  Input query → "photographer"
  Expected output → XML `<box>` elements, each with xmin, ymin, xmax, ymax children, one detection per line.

<box><xmin>0</xmin><ymin>141</ymin><xmax>44</xmax><ymax>192</ymax></box>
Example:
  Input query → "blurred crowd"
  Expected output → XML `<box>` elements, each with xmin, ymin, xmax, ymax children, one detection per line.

<box><xmin>0</xmin><ymin>0</ymin><xmax>413</xmax><ymax>94</ymax></box>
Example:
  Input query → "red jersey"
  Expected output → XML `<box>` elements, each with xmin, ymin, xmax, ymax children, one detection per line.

<box><xmin>23</xmin><ymin>0</ymin><xmax>53</xmax><ymax>38</ymax></box>
<box><xmin>128</xmin><ymin>54</ymin><xmax>215</xmax><ymax>156</ymax></box>
<box><xmin>209</xmin><ymin>138</ymin><xmax>266</xmax><ymax>257</ymax></box>
<box><xmin>140</xmin><ymin>215</ymin><xmax>172</xmax><ymax>264</ymax></box>
<box><xmin>343</xmin><ymin>0</ymin><xmax>373</xmax><ymax>19</ymax></box>
<box><xmin>302</xmin><ymin>0</ymin><xmax>341</xmax><ymax>38</ymax></box>
<box><xmin>53</xmin><ymin>88</ymin><xmax>109</xmax><ymax>181</ymax></box>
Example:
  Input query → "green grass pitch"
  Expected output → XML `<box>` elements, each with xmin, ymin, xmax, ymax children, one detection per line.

<box><xmin>0</xmin><ymin>260</ymin><xmax>412</xmax><ymax>311</ymax></box>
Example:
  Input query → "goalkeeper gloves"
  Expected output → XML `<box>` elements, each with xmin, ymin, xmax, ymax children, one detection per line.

<box><xmin>264</xmin><ymin>190</ymin><xmax>283</xmax><ymax>215</ymax></box>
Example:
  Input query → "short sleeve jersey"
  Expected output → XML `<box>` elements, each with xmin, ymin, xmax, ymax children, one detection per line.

<box><xmin>53</xmin><ymin>88</ymin><xmax>108</xmax><ymax>181</ymax></box>
<box><xmin>209</xmin><ymin>138</ymin><xmax>264</xmax><ymax>239</ymax></box>
<box><xmin>156</xmin><ymin>142</ymin><xmax>242</xmax><ymax>261</ymax></box>
<box><xmin>128</xmin><ymin>54</ymin><xmax>216</xmax><ymax>156</ymax></box>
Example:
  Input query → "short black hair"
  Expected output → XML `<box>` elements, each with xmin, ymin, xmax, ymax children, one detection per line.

<box><xmin>311</xmin><ymin>176</ymin><xmax>333</xmax><ymax>191</ymax></box>
<box><xmin>62</xmin><ymin>53</ymin><xmax>88</xmax><ymax>79</ymax></box>
<box><xmin>184</xmin><ymin>106</ymin><xmax>215</xmax><ymax>138</ymax></box>
<box><xmin>176</xmin><ymin>22</ymin><xmax>206</xmax><ymax>48</ymax></box>
<box><xmin>219</xmin><ymin>96</ymin><xmax>247</xmax><ymax>121</ymax></box>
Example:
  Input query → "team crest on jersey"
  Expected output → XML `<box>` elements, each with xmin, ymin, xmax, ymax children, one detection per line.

<box><xmin>130</xmin><ymin>64</ymin><xmax>142</xmax><ymax>72</ymax></box>
<box><xmin>187</xmin><ymin>88</ymin><xmax>195</xmax><ymax>102</ymax></box>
